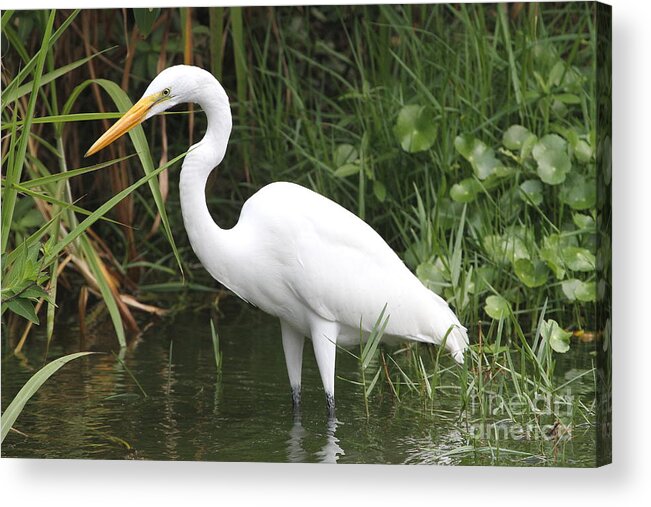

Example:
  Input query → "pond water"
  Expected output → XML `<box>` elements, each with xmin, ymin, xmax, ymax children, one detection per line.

<box><xmin>2</xmin><ymin>300</ymin><xmax>597</xmax><ymax>465</ymax></box>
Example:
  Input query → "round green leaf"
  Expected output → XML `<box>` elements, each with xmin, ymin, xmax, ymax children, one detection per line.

<box><xmin>334</xmin><ymin>143</ymin><xmax>358</xmax><ymax>166</ymax></box>
<box><xmin>562</xmin><ymin>247</ymin><xmax>596</xmax><ymax>272</ymax></box>
<box><xmin>519</xmin><ymin>179</ymin><xmax>543</xmax><ymax>206</ymax></box>
<box><xmin>575</xmin><ymin>281</ymin><xmax>596</xmax><ymax>302</ymax></box>
<box><xmin>416</xmin><ymin>258</ymin><xmax>449</xmax><ymax>295</ymax></box>
<box><xmin>559</xmin><ymin>173</ymin><xmax>596</xmax><ymax>210</ymax></box>
<box><xmin>542</xmin><ymin>319</ymin><xmax>572</xmax><ymax>353</ymax></box>
<box><xmin>394</xmin><ymin>105</ymin><xmax>437</xmax><ymax>153</ymax></box>
<box><xmin>574</xmin><ymin>140</ymin><xmax>593</xmax><ymax>163</ymax></box>
<box><xmin>482</xmin><ymin>234</ymin><xmax>530</xmax><ymax>266</ymax></box>
<box><xmin>454</xmin><ymin>134</ymin><xmax>505</xmax><ymax>180</ymax></box>
<box><xmin>514</xmin><ymin>258</ymin><xmax>549</xmax><ymax>288</ymax></box>
<box><xmin>484</xmin><ymin>295</ymin><xmax>511</xmax><ymax>320</ymax></box>
<box><xmin>503</xmin><ymin>125</ymin><xmax>536</xmax><ymax>151</ymax></box>
<box><xmin>561</xmin><ymin>278</ymin><xmax>596</xmax><ymax>302</ymax></box>
<box><xmin>572</xmin><ymin>213</ymin><xmax>595</xmax><ymax>230</ymax></box>
<box><xmin>450</xmin><ymin>178</ymin><xmax>481</xmax><ymax>202</ymax></box>
<box><xmin>532</xmin><ymin>134</ymin><xmax>572</xmax><ymax>185</ymax></box>
<box><xmin>540</xmin><ymin>233</ymin><xmax>579</xmax><ymax>280</ymax></box>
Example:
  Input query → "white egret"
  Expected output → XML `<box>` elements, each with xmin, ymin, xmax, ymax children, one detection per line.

<box><xmin>86</xmin><ymin>65</ymin><xmax>468</xmax><ymax>414</ymax></box>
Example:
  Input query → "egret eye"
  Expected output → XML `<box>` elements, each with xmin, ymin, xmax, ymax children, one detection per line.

<box><xmin>162</xmin><ymin>88</ymin><xmax>171</xmax><ymax>97</ymax></box>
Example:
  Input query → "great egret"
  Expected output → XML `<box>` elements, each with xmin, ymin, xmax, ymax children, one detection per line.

<box><xmin>86</xmin><ymin>65</ymin><xmax>468</xmax><ymax>414</ymax></box>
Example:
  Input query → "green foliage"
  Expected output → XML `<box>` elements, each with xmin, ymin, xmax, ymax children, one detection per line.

<box><xmin>542</xmin><ymin>319</ymin><xmax>573</xmax><ymax>354</ymax></box>
<box><xmin>450</xmin><ymin>178</ymin><xmax>481</xmax><ymax>203</ymax></box>
<box><xmin>394</xmin><ymin>105</ymin><xmax>437</xmax><ymax>153</ymax></box>
<box><xmin>210</xmin><ymin>318</ymin><xmax>223</xmax><ymax>372</ymax></box>
<box><xmin>1</xmin><ymin>242</ymin><xmax>51</xmax><ymax>324</ymax></box>
<box><xmin>133</xmin><ymin>8</ymin><xmax>161</xmax><ymax>37</ymax></box>
<box><xmin>513</xmin><ymin>259</ymin><xmax>549</xmax><ymax>288</ymax></box>
<box><xmin>454</xmin><ymin>135</ymin><xmax>506</xmax><ymax>180</ymax></box>
<box><xmin>484</xmin><ymin>295</ymin><xmax>511</xmax><ymax>320</ymax></box>
<box><xmin>533</xmin><ymin>134</ymin><xmax>572</xmax><ymax>185</ymax></box>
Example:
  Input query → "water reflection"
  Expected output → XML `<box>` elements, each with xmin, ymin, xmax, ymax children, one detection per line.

<box><xmin>1</xmin><ymin>301</ymin><xmax>597</xmax><ymax>465</ymax></box>
<box><xmin>286</xmin><ymin>414</ymin><xmax>309</xmax><ymax>463</ymax></box>
<box><xmin>287</xmin><ymin>414</ymin><xmax>344</xmax><ymax>463</ymax></box>
<box><xmin>315</xmin><ymin>417</ymin><xmax>344</xmax><ymax>463</ymax></box>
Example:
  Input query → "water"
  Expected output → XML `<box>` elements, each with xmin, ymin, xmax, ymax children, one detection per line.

<box><xmin>2</xmin><ymin>300</ymin><xmax>598</xmax><ymax>465</ymax></box>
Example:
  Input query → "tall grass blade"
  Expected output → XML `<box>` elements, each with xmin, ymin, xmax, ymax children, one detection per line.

<box><xmin>80</xmin><ymin>236</ymin><xmax>126</xmax><ymax>347</ymax></box>
<box><xmin>1</xmin><ymin>10</ymin><xmax>79</xmax><ymax>104</ymax></box>
<box><xmin>2</xmin><ymin>48</ymin><xmax>113</xmax><ymax>106</ymax></box>
<box><xmin>1</xmin><ymin>10</ymin><xmax>55</xmax><ymax>253</ymax></box>
<box><xmin>43</xmin><ymin>151</ymin><xmax>187</xmax><ymax>266</ymax></box>
<box><xmin>62</xmin><ymin>78</ymin><xmax>184</xmax><ymax>275</ymax></box>
<box><xmin>210</xmin><ymin>318</ymin><xmax>222</xmax><ymax>372</ymax></box>
<box><xmin>1</xmin><ymin>352</ymin><xmax>96</xmax><ymax>443</ymax></box>
<box><xmin>209</xmin><ymin>7</ymin><xmax>224</xmax><ymax>79</ymax></box>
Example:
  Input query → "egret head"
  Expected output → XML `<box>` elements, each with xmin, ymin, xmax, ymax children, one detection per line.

<box><xmin>85</xmin><ymin>65</ymin><xmax>214</xmax><ymax>157</ymax></box>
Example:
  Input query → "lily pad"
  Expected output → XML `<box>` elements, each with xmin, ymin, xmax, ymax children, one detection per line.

<box><xmin>484</xmin><ymin>295</ymin><xmax>511</xmax><ymax>320</ymax></box>
<box><xmin>562</xmin><ymin>247</ymin><xmax>596</xmax><ymax>272</ymax></box>
<box><xmin>519</xmin><ymin>179</ymin><xmax>543</xmax><ymax>206</ymax></box>
<box><xmin>394</xmin><ymin>105</ymin><xmax>437</xmax><ymax>153</ymax></box>
<box><xmin>514</xmin><ymin>258</ymin><xmax>549</xmax><ymax>288</ymax></box>
<box><xmin>559</xmin><ymin>173</ymin><xmax>596</xmax><ymax>210</ymax></box>
<box><xmin>450</xmin><ymin>178</ymin><xmax>482</xmax><ymax>203</ymax></box>
<box><xmin>454</xmin><ymin>134</ymin><xmax>505</xmax><ymax>180</ymax></box>
<box><xmin>532</xmin><ymin>134</ymin><xmax>572</xmax><ymax>185</ymax></box>
<box><xmin>542</xmin><ymin>319</ymin><xmax>572</xmax><ymax>353</ymax></box>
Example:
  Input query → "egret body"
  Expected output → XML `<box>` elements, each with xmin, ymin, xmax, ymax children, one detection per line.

<box><xmin>86</xmin><ymin>65</ymin><xmax>468</xmax><ymax>414</ymax></box>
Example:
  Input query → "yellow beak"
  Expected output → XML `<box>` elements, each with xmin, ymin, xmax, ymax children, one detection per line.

<box><xmin>85</xmin><ymin>94</ymin><xmax>159</xmax><ymax>157</ymax></box>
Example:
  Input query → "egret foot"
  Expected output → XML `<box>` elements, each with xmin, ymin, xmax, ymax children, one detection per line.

<box><xmin>326</xmin><ymin>392</ymin><xmax>336</xmax><ymax>418</ymax></box>
<box><xmin>291</xmin><ymin>386</ymin><xmax>301</xmax><ymax>411</ymax></box>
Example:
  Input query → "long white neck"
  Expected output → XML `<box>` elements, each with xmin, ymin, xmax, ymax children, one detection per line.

<box><xmin>178</xmin><ymin>70</ymin><xmax>239</xmax><ymax>287</ymax></box>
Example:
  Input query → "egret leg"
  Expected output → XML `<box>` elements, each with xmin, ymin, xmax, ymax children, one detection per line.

<box><xmin>280</xmin><ymin>319</ymin><xmax>305</xmax><ymax>410</ymax></box>
<box><xmin>310</xmin><ymin>319</ymin><xmax>339</xmax><ymax>416</ymax></box>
